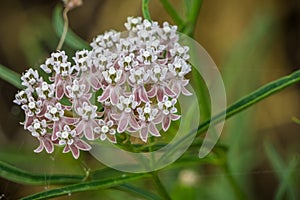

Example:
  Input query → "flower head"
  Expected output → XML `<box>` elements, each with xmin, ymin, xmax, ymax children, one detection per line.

<box><xmin>14</xmin><ymin>16</ymin><xmax>192</xmax><ymax>159</ymax></box>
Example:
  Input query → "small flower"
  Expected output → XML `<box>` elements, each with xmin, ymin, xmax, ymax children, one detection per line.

<box><xmin>45</xmin><ymin>103</ymin><xmax>64</xmax><ymax>122</ymax></box>
<box><xmin>75</xmin><ymin>102</ymin><xmax>99</xmax><ymax>140</ymax></box>
<box><xmin>158</xmin><ymin>96</ymin><xmax>180</xmax><ymax>131</ymax></box>
<box><xmin>36</xmin><ymin>82</ymin><xmax>55</xmax><ymax>100</ymax></box>
<box><xmin>56</xmin><ymin>125</ymin><xmax>91</xmax><ymax>159</ymax></box>
<box><xmin>95</xmin><ymin>119</ymin><xmax>116</xmax><ymax>143</ymax></box>
<box><xmin>21</xmin><ymin>68</ymin><xmax>42</xmax><ymax>91</ymax></box>
<box><xmin>13</xmin><ymin>89</ymin><xmax>32</xmax><ymax>105</ymax></box>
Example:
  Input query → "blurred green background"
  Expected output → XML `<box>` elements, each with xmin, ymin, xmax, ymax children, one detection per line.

<box><xmin>0</xmin><ymin>0</ymin><xmax>300</xmax><ymax>199</ymax></box>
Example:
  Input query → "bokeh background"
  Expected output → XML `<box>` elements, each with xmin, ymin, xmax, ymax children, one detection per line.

<box><xmin>0</xmin><ymin>0</ymin><xmax>299</xmax><ymax>199</ymax></box>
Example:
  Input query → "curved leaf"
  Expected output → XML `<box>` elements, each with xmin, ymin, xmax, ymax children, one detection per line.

<box><xmin>0</xmin><ymin>64</ymin><xmax>22</xmax><ymax>89</ymax></box>
<box><xmin>21</xmin><ymin>173</ymin><xmax>149</xmax><ymax>200</ymax></box>
<box><xmin>0</xmin><ymin>160</ymin><xmax>84</xmax><ymax>185</ymax></box>
<box><xmin>53</xmin><ymin>5</ymin><xmax>91</xmax><ymax>50</ymax></box>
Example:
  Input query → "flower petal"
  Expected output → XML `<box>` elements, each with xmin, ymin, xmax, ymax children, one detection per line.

<box><xmin>75</xmin><ymin>139</ymin><xmax>91</xmax><ymax>151</ymax></box>
<box><xmin>140</xmin><ymin>127</ymin><xmax>149</xmax><ymax>142</ymax></box>
<box><xmin>147</xmin><ymin>86</ymin><xmax>157</xmax><ymax>98</ymax></box>
<box><xmin>84</xmin><ymin>125</ymin><xmax>94</xmax><ymax>140</ymax></box>
<box><xmin>34</xmin><ymin>140</ymin><xmax>44</xmax><ymax>153</ymax></box>
<box><xmin>162</xmin><ymin>115</ymin><xmax>171</xmax><ymax>131</ymax></box>
<box><xmin>139</xmin><ymin>87</ymin><xmax>149</xmax><ymax>102</ymax></box>
<box><xmin>42</xmin><ymin>137</ymin><xmax>54</xmax><ymax>153</ymax></box>
<box><xmin>70</xmin><ymin>145</ymin><xmax>80</xmax><ymax>159</ymax></box>
<box><xmin>98</xmin><ymin>86</ymin><xmax>111</xmax><ymax>102</ymax></box>
<box><xmin>149</xmin><ymin>123</ymin><xmax>160</xmax><ymax>137</ymax></box>
<box><xmin>75</xmin><ymin>120</ymin><xmax>85</xmax><ymax>135</ymax></box>
<box><xmin>117</xmin><ymin>115</ymin><xmax>129</xmax><ymax>133</ymax></box>
<box><xmin>56</xmin><ymin>82</ymin><xmax>64</xmax><ymax>100</ymax></box>
<box><xmin>157</xmin><ymin>87</ymin><xmax>164</xmax><ymax>102</ymax></box>
<box><xmin>110</xmin><ymin>88</ymin><xmax>119</xmax><ymax>105</ymax></box>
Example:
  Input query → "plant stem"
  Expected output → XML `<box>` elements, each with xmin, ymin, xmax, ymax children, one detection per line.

<box><xmin>183</xmin><ymin>0</ymin><xmax>203</xmax><ymax>36</ymax></box>
<box><xmin>56</xmin><ymin>6</ymin><xmax>70</xmax><ymax>50</ymax></box>
<box><xmin>159</xmin><ymin>0</ymin><xmax>184</xmax><ymax>26</ymax></box>
<box><xmin>142</xmin><ymin>0</ymin><xmax>151</xmax><ymax>20</ymax></box>
<box><xmin>151</xmin><ymin>171</ymin><xmax>172</xmax><ymax>200</ymax></box>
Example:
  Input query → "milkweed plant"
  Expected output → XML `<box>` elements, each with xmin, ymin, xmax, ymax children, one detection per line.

<box><xmin>0</xmin><ymin>0</ymin><xmax>300</xmax><ymax>199</ymax></box>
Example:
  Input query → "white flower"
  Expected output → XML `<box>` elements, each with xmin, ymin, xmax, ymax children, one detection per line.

<box><xmin>76</xmin><ymin>102</ymin><xmax>98</xmax><ymax>121</ymax></box>
<box><xmin>45</xmin><ymin>103</ymin><xmax>64</xmax><ymax>122</ymax></box>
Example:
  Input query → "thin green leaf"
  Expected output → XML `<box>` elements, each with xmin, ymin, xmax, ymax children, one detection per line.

<box><xmin>21</xmin><ymin>173</ymin><xmax>150</xmax><ymax>200</ymax></box>
<box><xmin>198</xmin><ymin>68</ymin><xmax>300</xmax><ymax>134</ymax></box>
<box><xmin>142</xmin><ymin>0</ymin><xmax>151</xmax><ymax>20</ymax></box>
<box><xmin>0</xmin><ymin>160</ymin><xmax>84</xmax><ymax>185</ymax></box>
<box><xmin>160</xmin><ymin>69</ymin><xmax>300</xmax><ymax>160</ymax></box>
<box><xmin>264</xmin><ymin>142</ymin><xmax>298</xmax><ymax>200</ymax></box>
<box><xmin>159</xmin><ymin>0</ymin><xmax>184</xmax><ymax>26</ymax></box>
<box><xmin>0</xmin><ymin>64</ymin><xmax>22</xmax><ymax>89</ymax></box>
<box><xmin>53</xmin><ymin>5</ymin><xmax>90</xmax><ymax>50</ymax></box>
<box><xmin>182</xmin><ymin>0</ymin><xmax>202</xmax><ymax>36</ymax></box>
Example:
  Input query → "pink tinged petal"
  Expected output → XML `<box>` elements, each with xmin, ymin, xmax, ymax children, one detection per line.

<box><xmin>119</xmin><ymin>73</ymin><xmax>126</xmax><ymax>84</ymax></box>
<box><xmin>90</xmin><ymin>76</ymin><xmax>101</xmax><ymax>90</ymax></box>
<box><xmin>164</xmin><ymin>86</ymin><xmax>176</xmax><ymax>97</ymax></box>
<box><xmin>63</xmin><ymin>116</ymin><xmax>80</xmax><ymax>125</ymax></box>
<box><xmin>172</xmin><ymin>83</ymin><xmax>180</xmax><ymax>97</ymax></box>
<box><xmin>85</xmin><ymin>125</ymin><xmax>95</xmax><ymax>140</ymax></box>
<box><xmin>42</xmin><ymin>138</ymin><xmax>54</xmax><ymax>153</ymax></box>
<box><xmin>107</xmin><ymin>134</ymin><xmax>117</xmax><ymax>143</ymax></box>
<box><xmin>157</xmin><ymin>87</ymin><xmax>164</xmax><ymax>102</ymax></box>
<box><xmin>74</xmin><ymin>139</ymin><xmax>91</xmax><ymax>151</ymax></box>
<box><xmin>162</xmin><ymin>116</ymin><xmax>171</xmax><ymax>131</ymax></box>
<box><xmin>24</xmin><ymin>116</ymin><xmax>34</xmax><ymax>129</ymax></box>
<box><xmin>182</xmin><ymin>79</ymin><xmax>189</xmax><ymax>86</ymax></box>
<box><xmin>70</xmin><ymin>145</ymin><xmax>80</xmax><ymax>159</ymax></box>
<box><xmin>37</xmin><ymin>105</ymin><xmax>47</xmax><ymax>117</ymax></box>
<box><xmin>139</xmin><ymin>87</ymin><xmax>149</xmax><ymax>102</ymax></box>
<box><xmin>181</xmin><ymin>86</ymin><xmax>192</xmax><ymax>96</ymax></box>
<box><xmin>75</xmin><ymin>121</ymin><xmax>85</xmax><ymax>135</ymax></box>
<box><xmin>111</xmin><ymin>113</ymin><xmax>121</xmax><ymax>120</ymax></box>
<box><xmin>34</xmin><ymin>140</ymin><xmax>44</xmax><ymax>153</ymax></box>
<box><xmin>117</xmin><ymin>115</ymin><xmax>130</xmax><ymax>133</ymax></box>
<box><xmin>140</xmin><ymin>127</ymin><xmax>149</xmax><ymax>142</ymax></box>
<box><xmin>56</xmin><ymin>83</ymin><xmax>64</xmax><ymax>100</ymax></box>
<box><xmin>63</xmin><ymin>145</ymin><xmax>70</xmax><ymax>153</ymax></box>
<box><xmin>110</xmin><ymin>88</ymin><xmax>118</xmax><ymax>105</ymax></box>
<box><xmin>129</xmin><ymin>117</ymin><xmax>140</xmax><ymax>130</ymax></box>
<box><xmin>149</xmin><ymin>123</ymin><xmax>160</xmax><ymax>137</ymax></box>
<box><xmin>51</xmin><ymin>122</ymin><xmax>60</xmax><ymax>140</ymax></box>
<box><xmin>134</xmin><ymin>89</ymin><xmax>140</xmax><ymax>103</ymax></box>
<box><xmin>171</xmin><ymin>114</ymin><xmax>181</xmax><ymax>121</ymax></box>
<box><xmin>147</xmin><ymin>86</ymin><xmax>157</xmax><ymax>98</ymax></box>
<box><xmin>152</xmin><ymin>114</ymin><xmax>163</xmax><ymax>124</ymax></box>
<box><xmin>98</xmin><ymin>86</ymin><xmax>111</xmax><ymax>102</ymax></box>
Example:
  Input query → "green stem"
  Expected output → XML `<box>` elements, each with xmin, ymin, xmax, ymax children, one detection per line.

<box><xmin>142</xmin><ymin>0</ymin><xmax>151</xmax><ymax>20</ymax></box>
<box><xmin>198</xmin><ymin>69</ymin><xmax>300</xmax><ymax>135</ymax></box>
<box><xmin>159</xmin><ymin>0</ymin><xmax>184</xmax><ymax>26</ymax></box>
<box><xmin>151</xmin><ymin>171</ymin><xmax>171</xmax><ymax>200</ymax></box>
<box><xmin>159</xmin><ymin>69</ymin><xmax>300</xmax><ymax>162</ymax></box>
<box><xmin>0</xmin><ymin>64</ymin><xmax>22</xmax><ymax>89</ymax></box>
<box><xmin>0</xmin><ymin>161</ymin><xmax>84</xmax><ymax>185</ymax></box>
<box><xmin>21</xmin><ymin>173</ymin><xmax>150</xmax><ymax>200</ymax></box>
<box><xmin>183</xmin><ymin>0</ymin><xmax>203</xmax><ymax>36</ymax></box>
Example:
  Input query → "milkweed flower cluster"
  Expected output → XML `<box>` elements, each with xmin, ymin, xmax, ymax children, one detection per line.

<box><xmin>14</xmin><ymin>17</ymin><xmax>192</xmax><ymax>159</ymax></box>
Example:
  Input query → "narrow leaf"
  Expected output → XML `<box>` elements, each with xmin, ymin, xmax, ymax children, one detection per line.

<box><xmin>0</xmin><ymin>64</ymin><xmax>22</xmax><ymax>89</ymax></box>
<box><xmin>21</xmin><ymin>173</ymin><xmax>149</xmax><ymax>200</ymax></box>
<box><xmin>0</xmin><ymin>160</ymin><xmax>84</xmax><ymax>185</ymax></box>
<box><xmin>53</xmin><ymin>5</ymin><xmax>90</xmax><ymax>50</ymax></box>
